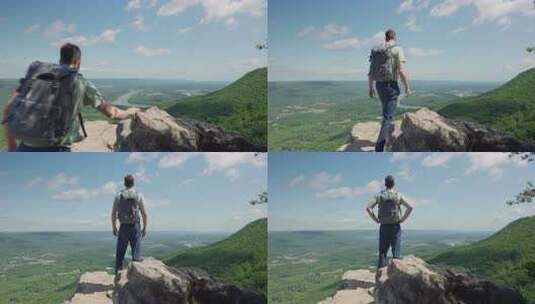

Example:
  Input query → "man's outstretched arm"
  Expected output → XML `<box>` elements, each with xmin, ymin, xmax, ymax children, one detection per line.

<box><xmin>366</xmin><ymin>200</ymin><xmax>380</xmax><ymax>223</ymax></box>
<box><xmin>399</xmin><ymin>198</ymin><xmax>413</xmax><ymax>223</ymax></box>
<box><xmin>97</xmin><ymin>103</ymin><xmax>140</xmax><ymax>120</ymax></box>
<box><xmin>3</xmin><ymin>93</ymin><xmax>19</xmax><ymax>152</ymax></box>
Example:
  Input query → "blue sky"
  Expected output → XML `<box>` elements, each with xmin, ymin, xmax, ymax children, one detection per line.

<box><xmin>269</xmin><ymin>0</ymin><xmax>535</xmax><ymax>81</ymax></box>
<box><xmin>269</xmin><ymin>152</ymin><xmax>535</xmax><ymax>232</ymax></box>
<box><xmin>0</xmin><ymin>153</ymin><xmax>267</xmax><ymax>232</ymax></box>
<box><xmin>0</xmin><ymin>0</ymin><xmax>266</xmax><ymax>80</ymax></box>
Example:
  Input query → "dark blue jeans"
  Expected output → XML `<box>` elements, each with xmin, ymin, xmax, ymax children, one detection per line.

<box><xmin>115</xmin><ymin>223</ymin><xmax>143</xmax><ymax>273</ymax></box>
<box><xmin>378</xmin><ymin>223</ymin><xmax>401</xmax><ymax>268</ymax></box>
<box><xmin>375</xmin><ymin>81</ymin><xmax>400</xmax><ymax>152</ymax></box>
<box><xmin>17</xmin><ymin>143</ymin><xmax>71</xmax><ymax>152</ymax></box>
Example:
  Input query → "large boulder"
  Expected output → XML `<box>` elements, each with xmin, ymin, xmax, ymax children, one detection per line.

<box><xmin>115</xmin><ymin>107</ymin><xmax>261</xmax><ymax>152</ymax></box>
<box><xmin>67</xmin><ymin>257</ymin><xmax>266</xmax><ymax>304</ymax></box>
<box><xmin>375</xmin><ymin>256</ymin><xmax>522</xmax><ymax>304</ymax></box>
<box><xmin>340</xmin><ymin>108</ymin><xmax>534</xmax><ymax>152</ymax></box>
<box><xmin>319</xmin><ymin>256</ymin><xmax>522</xmax><ymax>304</ymax></box>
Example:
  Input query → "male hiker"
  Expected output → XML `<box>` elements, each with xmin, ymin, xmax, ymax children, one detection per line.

<box><xmin>368</xmin><ymin>29</ymin><xmax>412</xmax><ymax>152</ymax></box>
<box><xmin>111</xmin><ymin>174</ymin><xmax>148</xmax><ymax>274</ymax></box>
<box><xmin>2</xmin><ymin>43</ymin><xmax>140</xmax><ymax>152</ymax></box>
<box><xmin>366</xmin><ymin>175</ymin><xmax>413</xmax><ymax>272</ymax></box>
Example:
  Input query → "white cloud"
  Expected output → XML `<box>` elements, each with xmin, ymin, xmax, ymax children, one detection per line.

<box><xmin>145</xmin><ymin>198</ymin><xmax>171</xmax><ymax>208</ymax></box>
<box><xmin>408</xmin><ymin>47</ymin><xmax>444</xmax><ymax>57</ymax></box>
<box><xmin>308</xmin><ymin>172</ymin><xmax>343</xmax><ymax>190</ymax></box>
<box><xmin>450</xmin><ymin>26</ymin><xmax>467</xmax><ymax>33</ymax></box>
<box><xmin>52</xmin><ymin>181</ymin><xmax>118</xmax><ymax>201</ymax></box>
<box><xmin>44</xmin><ymin>20</ymin><xmax>76</xmax><ymax>37</ymax></box>
<box><xmin>319</xmin><ymin>23</ymin><xmax>349</xmax><ymax>39</ymax></box>
<box><xmin>405</xmin><ymin>15</ymin><xmax>422</xmax><ymax>32</ymax></box>
<box><xmin>390</xmin><ymin>152</ymin><xmax>423</xmax><ymax>162</ymax></box>
<box><xmin>158</xmin><ymin>153</ymin><xmax>196</xmax><ymax>168</ymax></box>
<box><xmin>25</xmin><ymin>24</ymin><xmax>41</xmax><ymax>34</ymax></box>
<box><xmin>421</xmin><ymin>153</ymin><xmax>457</xmax><ymax>167</ymax></box>
<box><xmin>178</xmin><ymin>26</ymin><xmax>193</xmax><ymax>33</ymax></box>
<box><xmin>465</xmin><ymin>153</ymin><xmax>527</xmax><ymax>180</ymax></box>
<box><xmin>125</xmin><ymin>0</ymin><xmax>143</xmax><ymax>11</ymax></box>
<box><xmin>225</xmin><ymin>17</ymin><xmax>239</xmax><ymax>29</ymax></box>
<box><xmin>316</xmin><ymin>180</ymin><xmax>381</xmax><ymax>200</ymax></box>
<box><xmin>135</xmin><ymin>45</ymin><xmax>171</xmax><ymax>56</ymax></box>
<box><xmin>406</xmin><ymin>196</ymin><xmax>433</xmax><ymax>207</ymax></box>
<box><xmin>398</xmin><ymin>164</ymin><xmax>414</xmax><ymax>182</ymax></box>
<box><xmin>132</xmin><ymin>15</ymin><xmax>149</xmax><ymax>31</ymax></box>
<box><xmin>297</xmin><ymin>26</ymin><xmax>315</xmax><ymax>38</ymax></box>
<box><xmin>202</xmin><ymin>153</ymin><xmax>265</xmax><ymax>178</ymax></box>
<box><xmin>398</xmin><ymin>0</ymin><xmax>430</xmax><ymax>13</ymax></box>
<box><xmin>26</xmin><ymin>177</ymin><xmax>43</xmax><ymax>189</ymax></box>
<box><xmin>51</xmin><ymin>29</ymin><xmax>121</xmax><ymax>47</ymax></box>
<box><xmin>444</xmin><ymin>177</ymin><xmax>459</xmax><ymax>184</ymax></box>
<box><xmin>180</xmin><ymin>178</ymin><xmax>194</xmax><ymax>186</ymax></box>
<box><xmin>126</xmin><ymin>0</ymin><xmax>159</xmax><ymax>10</ymax></box>
<box><xmin>157</xmin><ymin>0</ymin><xmax>266</xmax><ymax>23</ymax></box>
<box><xmin>289</xmin><ymin>175</ymin><xmax>306</xmax><ymax>188</ymax></box>
<box><xmin>47</xmin><ymin>173</ymin><xmax>79</xmax><ymax>190</ymax></box>
<box><xmin>430</xmin><ymin>0</ymin><xmax>535</xmax><ymax>28</ymax></box>
<box><xmin>323</xmin><ymin>38</ymin><xmax>360</xmax><ymax>51</ymax></box>
<box><xmin>126</xmin><ymin>152</ymin><xmax>161</xmax><ymax>164</ymax></box>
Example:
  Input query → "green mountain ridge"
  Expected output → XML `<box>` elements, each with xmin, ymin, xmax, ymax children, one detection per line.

<box><xmin>166</xmin><ymin>68</ymin><xmax>267</xmax><ymax>147</ymax></box>
<box><xmin>164</xmin><ymin>218</ymin><xmax>267</xmax><ymax>294</ymax></box>
<box><xmin>438</xmin><ymin>68</ymin><xmax>535</xmax><ymax>142</ymax></box>
<box><xmin>429</xmin><ymin>215</ymin><xmax>535</xmax><ymax>302</ymax></box>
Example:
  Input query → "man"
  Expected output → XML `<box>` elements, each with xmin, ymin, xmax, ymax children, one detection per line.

<box><xmin>2</xmin><ymin>43</ymin><xmax>140</xmax><ymax>152</ymax></box>
<box><xmin>366</xmin><ymin>175</ymin><xmax>413</xmax><ymax>271</ymax></box>
<box><xmin>368</xmin><ymin>29</ymin><xmax>412</xmax><ymax>152</ymax></box>
<box><xmin>111</xmin><ymin>174</ymin><xmax>148</xmax><ymax>274</ymax></box>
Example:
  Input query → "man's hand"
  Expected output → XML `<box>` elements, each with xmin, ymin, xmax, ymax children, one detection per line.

<box><xmin>112</xmin><ymin>226</ymin><xmax>118</xmax><ymax>237</ymax></box>
<box><xmin>369</xmin><ymin>88</ymin><xmax>376</xmax><ymax>99</ymax></box>
<box><xmin>126</xmin><ymin>107</ymin><xmax>141</xmax><ymax>118</ymax></box>
<box><xmin>142</xmin><ymin>229</ymin><xmax>147</xmax><ymax>238</ymax></box>
<box><xmin>404</xmin><ymin>88</ymin><xmax>412</xmax><ymax>97</ymax></box>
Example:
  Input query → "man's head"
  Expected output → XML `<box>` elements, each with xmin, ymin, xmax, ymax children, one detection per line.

<box><xmin>60</xmin><ymin>43</ymin><xmax>81</xmax><ymax>69</ymax></box>
<box><xmin>385</xmin><ymin>175</ymin><xmax>395</xmax><ymax>189</ymax></box>
<box><xmin>124</xmin><ymin>174</ymin><xmax>135</xmax><ymax>189</ymax></box>
<box><xmin>385</xmin><ymin>29</ymin><xmax>396</xmax><ymax>42</ymax></box>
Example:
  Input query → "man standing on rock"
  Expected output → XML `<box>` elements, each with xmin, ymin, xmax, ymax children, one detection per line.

<box><xmin>2</xmin><ymin>43</ymin><xmax>140</xmax><ymax>152</ymax></box>
<box><xmin>111</xmin><ymin>174</ymin><xmax>148</xmax><ymax>274</ymax></box>
<box><xmin>368</xmin><ymin>29</ymin><xmax>412</xmax><ymax>152</ymax></box>
<box><xmin>366</xmin><ymin>175</ymin><xmax>413</xmax><ymax>271</ymax></box>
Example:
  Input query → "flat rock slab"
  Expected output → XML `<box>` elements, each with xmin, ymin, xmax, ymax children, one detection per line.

<box><xmin>72</xmin><ymin>121</ymin><xmax>117</xmax><ymax>152</ymax></box>
<box><xmin>319</xmin><ymin>288</ymin><xmax>375</xmax><ymax>304</ymax></box>
<box><xmin>338</xmin><ymin>121</ymin><xmax>401</xmax><ymax>152</ymax></box>
<box><xmin>66</xmin><ymin>271</ymin><xmax>114</xmax><ymax>304</ymax></box>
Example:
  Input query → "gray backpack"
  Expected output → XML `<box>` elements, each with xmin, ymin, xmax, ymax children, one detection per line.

<box><xmin>377</xmin><ymin>190</ymin><xmax>401</xmax><ymax>224</ymax></box>
<box><xmin>369</xmin><ymin>45</ymin><xmax>397</xmax><ymax>82</ymax></box>
<box><xmin>5</xmin><ymin>62</ymin><xmax>87</xmax><ymax>146</ymax></box>
<box><xmin>117</xmin><ymin>190</ymin><xmax>140</xmax><ymax>224</ymax></box>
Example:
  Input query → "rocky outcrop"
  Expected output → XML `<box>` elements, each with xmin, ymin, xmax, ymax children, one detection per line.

<box><xmin>66</xmin><ymin>257</ymin><xmax>266</xmax><ymax>304</ymax></box>
<box><xmin>339</xmin><ymin>108</ymin><xmax>535</xmax><ymax>152</ymax></box>
<box><xmin>319</xmin><ymin>256</ymin><xmax>522</xmax><ymax>304</ymax></box>
<box><xmin>73</xmin><ymin>107</ymin><xmax>261</xmax><ymax>152</ymax></box>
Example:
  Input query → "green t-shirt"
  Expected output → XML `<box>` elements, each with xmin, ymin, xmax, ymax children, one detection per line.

<box><xmin>17</xmin><ymin>62</ymin><xmax>105</xmax><ymax>146</ymax></box>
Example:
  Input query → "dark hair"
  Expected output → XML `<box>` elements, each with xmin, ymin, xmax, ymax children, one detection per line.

<box><xmin>385</xmin><ymin>175</ymin><xmax>395</xmax><ymax>189</ymax></box>
<box><xmin>124</xmin><ymin>174</ymin><xmax>135</xmax><ymax>188</ymax></box>
<box><xmin>385</xmin><ymin>29</ymin><xmax>396</xmax><ymax>42</ymax></box>
<box><xmin>60</xmin><ymin>43</ymin><xmax>81</xmax><ymax>65</ymax></box>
